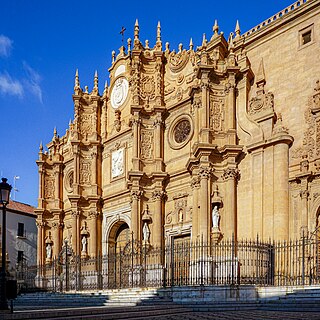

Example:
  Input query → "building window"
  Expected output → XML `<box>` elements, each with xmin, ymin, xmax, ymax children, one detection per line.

<box><xmin>299</xmin><ymin>24</ymin><xmax>314</xmax><ymax>48</ymax></box>
<box><xmin>17</xmin><ymin>251</ymin><xmax>24</xmax><ymax>263</ymax></box>
<box><xmin>17</xmin><ymin>223</ymin><xmax>25</xmax><ymax>237</ymax></box>
<box><xmin>168</xmin><ymin>114</ymin><xmax>194</xmax><ymax>150</ymax></box>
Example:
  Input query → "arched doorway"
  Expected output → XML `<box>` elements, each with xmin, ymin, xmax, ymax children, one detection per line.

<box><xmin>107</xmin><ymin>221</ymin><xmax>130</xmax><ymax>288</ymax></box>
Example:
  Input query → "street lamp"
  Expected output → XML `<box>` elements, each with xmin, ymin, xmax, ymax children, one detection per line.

<box><xmin>0</xmin><ymin>178</ymin><xmax>12</xmax><ymax>310</ymax></box>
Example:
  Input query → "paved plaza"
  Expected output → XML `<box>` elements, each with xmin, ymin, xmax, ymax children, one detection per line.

<box><xmin>144</xmin><ymin>311</ymin><xmax>320</xmax><ymax>320</ymax></box>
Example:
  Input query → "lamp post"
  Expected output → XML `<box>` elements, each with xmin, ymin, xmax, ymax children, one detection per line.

<box><xmin>0</xmin><ymin>178</ymin><xmax>12</xmax><ymax>310</ymax></box>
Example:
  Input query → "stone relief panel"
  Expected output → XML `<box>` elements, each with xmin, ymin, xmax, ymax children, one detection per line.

<box><xmin>292</xmin><ymin>81</ymin><xmax>320</xmax><ymax>160</ymax></box>
<box><xmin>248</xmin><ymin>91</ymin><xmax>274</xmax><ymax>118</ymax></box>
<box><xmin>168</xmin><ymin>49</ymin><xmax>189</xmax><ymax>73</ymax></box>
<box><xmin>80</xmin><ymin>159</ymin><xmax>91</xmax><ymax>184</ymax></box>
<box><xmin>44</xmin><ymin>173</ymin><xmax>55</xmax><ymax>199</ymax></box>
<box><xmin>140</xmin><ymin>75</ymin><xmax>155</xmax><ymax>101</ymax></box>
<box><xmin>111</xmin><ymin>148</ymin><xmax>124</xmax><ymax>178</ymax></box>
<box><xmin>140</xmin><ymin>129</ymin><xmax>153</xmax><ymax>160</ymax></box>
<box><xmin>210</xmin><ymin>97</ymin><xmax>225</xmax><ymax>132</ymax></box>
<box><xmin>79</xmin><ymin>113</ymin><xmax>93</xmax><ymax>136</ymax></box>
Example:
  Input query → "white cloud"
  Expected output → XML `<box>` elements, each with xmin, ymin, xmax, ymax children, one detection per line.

<box><xmin>23</xmin><ymin>62</ymin><xmax>43</xmax><ymax>103</ymax></box>
<box><xmin>0</xmin><ymin>35</ymin><xmax>13</xmax><ymax>57</ymax></box>
<box><xmin>0</xmin><ymin>72</ymin><xmax>24</xmax><ymax>97</ymax></box>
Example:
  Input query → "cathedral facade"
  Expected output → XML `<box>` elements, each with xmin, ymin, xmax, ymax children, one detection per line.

<box><xmin>36</xmin><ymin>0</ymin><xmax>320</xmax><ymax>268</ymax></box>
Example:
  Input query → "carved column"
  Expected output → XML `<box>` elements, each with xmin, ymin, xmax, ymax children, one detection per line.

<box><xmin>273</xmin><ymin>142</ymin><xmax>291</xmax><ymax>240</ymax></box>
<box><xmin>36</xmin><ymin>221</ymin><xmax>45</xmax><ymax>266</ymax></box>
<box><xmin>191</xmin><ymin>176</ymin><xmax>200</xmax><ymax>241</ymax></box>
<box><xmin>300</xmin><ymin>187</ymin><xmax>309</xmax><ymax>233</ymax></box>
<box><xmin>131</xmin><ymin>190</ymin><xmax>142</xmax><ymax>241</ymax></box>
<box><xmin>198</xmin><ymin>166</ymin><xmax>211</xmax><ymax>243</ymax></box>
<box><xmin>51</xmin><ymin>221</ymin><xmax>61</xmax><ymax>259</ymax></box>
<box><xmin>88</xmin><ymin>211</ymin><xmax>99</xmax><ymax>257</ymax></box>
<box><xmin>153</xmin><ymin>116</ymin><xmax>163</xmax><ymax>171</ymax></box>
<box><xmin>72</xmin><ymin>145</ymin><xmax>80</xmax><ymax>194</ymax></box>
<box><xmin>222</xmin><ymin>168</ymin><xmax>239</xmax><ymax>239</ymax></box>
<box><xmin>152</xmin><ymin>190</ymin><xmax>165</xmax><ymax>248</ymax></box>
<box><xmin>71</xmin><ymin>210</ymin><xmax>80</xmax><ymax>255</ymax></box>
<box><xmin>132</xmin><ymin>118</ymin><xmax>141</xmax><ymax>170</ymax></box>
<box><xmin>200</xmin><ymin>80</ymin><xmax>210</xmax><ymax>142</ymax></box>
<box><xmin>191</xmin><ymin>99</ymin><xmax>201</xmax><ymax>144</ymax></box>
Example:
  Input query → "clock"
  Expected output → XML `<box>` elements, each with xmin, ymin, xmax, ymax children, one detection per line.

<box><xmin>110</xmin><ymin>77</ymin><xmax>129</xmax><ymax>109</ymax></box>
<box><xmin>111</xmin><ymin>148</ymin><xmax>124</xmax><ymax>178</ymax></box>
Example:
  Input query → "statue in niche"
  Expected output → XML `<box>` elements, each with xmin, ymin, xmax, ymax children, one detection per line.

<box><xmin>45</xmin><ymin>231</ymin><xmax>53</xmax><ymax>260</ymax></box>
<box><xmin>142</xmin><ymin>222</ymin><xmax>150</xmax><ymax>243</ymax></box>
<box><xmin>46</xmin><ymin>243</ymin><xmax>52</xmax><ymax>259</ymax></box>
<box><xmin>81</xmin><ymin>236</ymin><xmax>87</xmax><ymax>254</ymax></box>
<box><xmin>212</xmin><ymin>205</ymin><xmax>220</xmax><ymax>230</ymax></box>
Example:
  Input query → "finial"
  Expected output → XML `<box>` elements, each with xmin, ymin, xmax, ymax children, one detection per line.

<box><xmin>235</xmin><ymin>20</ymin><xmax>241</xmax><ymax>40</ymax></box>
<box><xmin>256</xmin><ymin>58</ymin><xmax>266</xmax><ymax>85</ymax></box>
<box><xmin>69</xmin><ymin>119</ymin><xmax>72</xmax><ymax>127</ymax></box>
<box><xmin>189</xmin><ymin>38</ymin><xmax>193</xmax><ymax>51</ymax></box>
<box><xmin>93</xmin><ymin>70</ymin><xmax>98</xmax><ymax>92</ymax></box>
<box><xmin>134</xmin><ymin>19</ymin><xmax>139</xmax><ymax>40</ymax></box>
<box><xmin>213</xmin><ymin>20</ymin><xmax>219</xmax><ymax>36</ymax></box>
<box><xmin>53</xmin><ymin>127</ymin><xmax>57</xmax><ymax>140</ymax></box>
<box><xmin>85</xmin><ymin>86</ymin><xmax>89</xmax><ymax>93</ymax></box>
<box><xmin>202</xmin><ymin>33</ymin><xmax>207</xmax><ymax>47</ymax></box>
<box><xmin>228</xmin><ymin>32</ymin><xmax>234</xmax><ymax>50</ymax></box>
<box><xmin>157</xmin><ymin>21</ymin><xmax>161</xmax><ymax>43</ymax></box>
<box><xmin>127</xmin><ymin>38</ymin><xmax>132</xmax><ymax>54</ymax></box>
<box><xmin>178</xmin><ymin>43</ymin><xmax>183</xmax><ymax>53</ymax></box>
<box><xmin>39</xmin><ymin>141</ymin><xmax>43</xmax><ymax>153</ymax></box>
<box><xmin>74</xmin><ymin>69</ymin><xmax>80</xmax><ymax>91</ymax></box>
<box><xmin>112</xmin><ymin>50</ymin><xmax>116</xmax><ymax>63</ymax></box>
<box><xmin>145</xmin><ymin>39</ymin><xmax>149</xmax><ymax>49</ymax></box>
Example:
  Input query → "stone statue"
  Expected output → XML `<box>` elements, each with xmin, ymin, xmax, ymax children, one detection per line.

<box><xmin>212</xmin><ymin>205</ymin><xmax>220</xmax><ymax>229</ymax></box>
<box><xmin>46</xmin><ymin>243</ymin><xmax>52</xmax><ymax>259</ymax></box>
<box><xmin>143</xmin><ymin>222</ymin><xmax>150</xmax><ymax>242</ymax></box>
<box><xmin>81</xmin><ymin>236</ymin><xmax>87</xmax><ymax>253</ymax></box>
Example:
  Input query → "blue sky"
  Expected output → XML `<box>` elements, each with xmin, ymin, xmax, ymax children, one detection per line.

<box><xmin>0</xmin><ymin>0</ymin><xmax>295</xmax><ymax>206</ymax></box>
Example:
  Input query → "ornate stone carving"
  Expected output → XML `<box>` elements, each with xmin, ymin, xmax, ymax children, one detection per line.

<box><xmin>168</xmin><ymin>50</ymin><xmax>189</xmax><ymax>73</ymax></box>
<box><xmin>79</xmin><ymin>113</ymin><xmax>93</xmax><ymax>136</ymax></box>
<box><xmin>190</xmin><ymin>176</ymin><xmax>200</xmax><ymax>189</ymax></box>
<box><xmin>140</xmin><ymin>130</ymin><xmax>153</xmax><ymax>160</ymax></box>
<box><xmin>131</xmin><ymin>190</ymin><xmax>143</xmax><ymax>201</ymax></box>
<box><xmin>111</xmin><ymin>148</ymin><xmax>124</xmax><ymax>178</ymax></box>
<box><xmin>198</xmin><ymin>166</ymin><xmax>212</xmax><ymax>180</ymax></box>
<box><xmin>311</xmin><ymin>80</ymin><xmax>320</xmax><ymax>113</ymax></box>
<box><xmin>292</xmin><ymin>81</ymin><xmax>320</xmax><ymax>160</ymax></box>
<box><xmin>140</xmin><ymin>76</ymin><xmax>155</xmax><ymax>101</ymax></box>
<box><xmin>111</xmin><ymin>77</ymin><xmax>129</xmax><ymax>109</ymax></box>
<box><xmin>190</xmin><ymin>97</ymin><xmax>201</xmax><ymax>115</ymax></box>
<box><xmin>272</xmin><ymin>113</ymin><xmax>289</xmax><ymax>135</ymax></box>
<box><xmin>248</xmin><ymin>91</ymin><xmax>274</xmax><ymax>116</ymax></box>
<box><xmin>89</xmin><ymin>210</ymin><xmax>99</xmax><ymax>219</ymax></box>
<box><xmin>114</xmin><ymin>110</ymin><xmax>121</xmax><ymax>132</ymax></box>
<box><xmin>210</xmin><ymin>97</ymin><xmax>224</xmax><ymax>131</ymax></box>
<box><xmin>44</xmin><ymin>173</ymin><xmax>55</xmax><ymax>198</ymax></box>
<box><xmin>152</xmin><ymin>190</ymin><xmax>166</xmax><ymax>201</ymax></box>
<box><xmin>80</xmin><ymin>159</ymin><xmax>91</xmax><ymax>184</ymax></box>
<box><xmin>222</xmin><ymin>168</ymin><xmax>240</xmax><ymax>181</ymax></box>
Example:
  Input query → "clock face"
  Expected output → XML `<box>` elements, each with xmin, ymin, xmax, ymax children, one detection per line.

<box><xmin>111</xmin><ymin>148</ymin><xmax>124</xmax><ymax>178</ymax></box>
<box><xmin>110</xmin><ymin>77</ymin><xmax>129</xmax><ymax>109</ymax></box>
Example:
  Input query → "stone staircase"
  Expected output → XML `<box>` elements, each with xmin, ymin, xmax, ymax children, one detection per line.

<box><xmin>259</xmin><ymin>287</ymin><xmax>320</xmax><ymax>312</ymax></box>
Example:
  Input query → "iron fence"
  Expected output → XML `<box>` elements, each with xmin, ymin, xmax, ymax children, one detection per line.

<box><xmin>16</xmin><ymin>231</ymin><xmax>320</xmax><ymax>292</ymax></box>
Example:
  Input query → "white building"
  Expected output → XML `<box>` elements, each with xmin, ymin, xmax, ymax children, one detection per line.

<box><xmin>0</xmin><ymin>200</ymin><xmax>37</xmax><ymax>272</ymax></box>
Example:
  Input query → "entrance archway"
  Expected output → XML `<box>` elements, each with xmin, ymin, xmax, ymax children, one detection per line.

<box><xmin>107</xmin><ymin>221</ymin><xmax>130</xmax><ymax>288</ymax></box>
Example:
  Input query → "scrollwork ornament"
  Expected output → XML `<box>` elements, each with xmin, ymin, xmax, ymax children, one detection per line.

<box><xmin>191</xmin><ymin>176</ymin><xmax>200</xmax><ymax>189</ymax></box>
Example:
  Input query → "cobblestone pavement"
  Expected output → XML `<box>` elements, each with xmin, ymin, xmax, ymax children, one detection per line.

<box><xmin>145</xmin><ymin>311</ymin><xmax>320</xmax><ymax>320</ymax></box>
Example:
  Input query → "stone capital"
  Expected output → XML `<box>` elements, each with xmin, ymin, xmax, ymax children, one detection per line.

<box><xmin>222</xmin><ymin>168</ymin><xmax>239</xmax><ymax>181</ymax></box>
<box><xmin>198</xmin><ymin>166</ymin><xmax>212</xmax><ymax>180</ymax></box>
<box><xmin>152</xmin><ymin>190</ymin><xmax>166</xmax><ymax>201</ymax></box>
<box><xmin>131</xmin><ymin>190</ymin><xmax>143</xmax><ymax>201</ymax></box>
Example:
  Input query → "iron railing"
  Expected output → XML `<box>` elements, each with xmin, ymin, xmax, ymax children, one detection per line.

<box><xmin>16</xmin><ymin>231</ymin><xmax>320</xmax><ymax>292</ymax></box>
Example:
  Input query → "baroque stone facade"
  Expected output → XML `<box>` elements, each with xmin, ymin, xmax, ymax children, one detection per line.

<box><xmin>36</xmin><ymin>0</ymin><xmax>320</xmax><ymax>266</ymax></box>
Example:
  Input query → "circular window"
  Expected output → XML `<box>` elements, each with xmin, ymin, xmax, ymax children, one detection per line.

<box><xmin>64</xmin><ymin>170</ymin><xmax>74</xmax><ymax>193</ymax></box>
<box><xmin>168</xmin><ymin>114</ymin><xmax>193</xmax><ymax>150</ymax></box>
<box><xmin>174</xmin><ymin>120</ymin><xmax>191</xmax><ymax>144</ymax></box>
